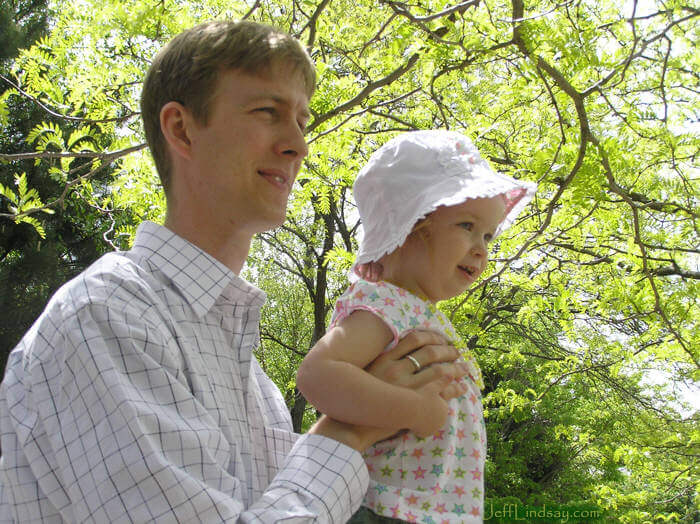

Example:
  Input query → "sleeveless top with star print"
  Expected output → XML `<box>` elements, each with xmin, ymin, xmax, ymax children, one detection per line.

<box><xmin>330</xmin><ymin>280</ymin><xmax>486</xmax><ymax>523</ymax></box>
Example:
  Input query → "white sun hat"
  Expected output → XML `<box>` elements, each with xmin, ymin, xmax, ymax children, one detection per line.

<box><xmin>352</xmin><ymin>130</ymin><xmax>537</xmax><ymax>276</ymax></box>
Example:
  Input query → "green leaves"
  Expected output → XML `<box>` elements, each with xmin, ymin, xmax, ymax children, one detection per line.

<box><xmin>1</xmin><ymin>0</ymin><xmax>698</xmax><ymax>520</ymax></box>
<box><xmin>0</xmin><ymin>172</ymin><xmax>54</xmax><ymax>237</ymax></box>
<box><xmin>27</xmin><ymin>121</ymin><xmax>63</xmax><ymax>156</ymax></box>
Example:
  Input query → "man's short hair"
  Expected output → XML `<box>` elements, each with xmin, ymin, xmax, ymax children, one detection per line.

<box><xmin>140</xmin><ymin>20</ymin><xmax>316</xmax><ymax>191</ymax></box>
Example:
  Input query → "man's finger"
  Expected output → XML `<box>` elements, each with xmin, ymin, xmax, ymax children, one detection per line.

<box><xmin>407</xmin><ymin>342</ymin><xmax>461</xmax><ymax>369</ymax></box>
<box><xmin>388</xmin><ymin>330</ymin><xmax>449</xmax><ymax>359</ymax></box>
<box><xmin>412</xmin><ymin>361</ymin><xmax>467</xmax><ymax>388</ymax></box>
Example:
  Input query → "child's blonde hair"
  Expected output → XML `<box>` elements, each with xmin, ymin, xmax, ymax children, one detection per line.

<box><xmin>355</xmin><ymin>216</ymin><xmax>433</xmax><ymax>282</ymax></box>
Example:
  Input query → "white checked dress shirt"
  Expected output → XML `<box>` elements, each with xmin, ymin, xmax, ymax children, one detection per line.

<box><xmin>0</xmin><ymin>221</ymin><xmax>368</xmax><ymax>523</ymax></box>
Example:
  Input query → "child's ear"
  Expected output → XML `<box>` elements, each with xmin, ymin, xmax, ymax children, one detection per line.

<box><xmin>356</xmin><ymin>261</ymin><xmax>384</xmax><ymax>282</ymax></box>
<box><xmin>410</xmin><ymin>216</ymin><xmax>432</xmax><ymax>238</ymax></box>
<box><xmin>409</xmin><ymin>227</ymin><xmax>431</xmax><ymax>242</ymax></box>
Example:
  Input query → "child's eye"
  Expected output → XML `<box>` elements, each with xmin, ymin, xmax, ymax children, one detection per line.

<box><xmin>459</xmin><ymin>222</ymin><xmax>473</xmax><ymax>231</ymax></box>
<box><xmin>484</xmin><ymin>233</ymin><xmax>494</xmax><ymax>244</ymax></box>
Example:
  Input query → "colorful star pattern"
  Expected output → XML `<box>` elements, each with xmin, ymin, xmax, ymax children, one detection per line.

<box><xmin>330</xmin><ymin>280</ymin><xmax>487</xmax><ymax>523</ymax></box>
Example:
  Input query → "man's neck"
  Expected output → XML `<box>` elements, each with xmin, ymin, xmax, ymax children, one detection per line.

<box><xmin>163</xmin><ymin>211</ymin><xmax>252</xmax><ymax>275</ymax></box>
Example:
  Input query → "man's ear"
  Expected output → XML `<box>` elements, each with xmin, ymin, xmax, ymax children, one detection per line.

<box><xmin>160</xmin><ymin>101</ymin><xmax>195</xmax><ymax>161</ymax></box>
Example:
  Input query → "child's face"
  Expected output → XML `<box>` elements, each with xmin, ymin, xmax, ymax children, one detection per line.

<box><xmin>391</xmin><ymin>196</ymin><xmax>506</xmax><ymax>303</ymax></box>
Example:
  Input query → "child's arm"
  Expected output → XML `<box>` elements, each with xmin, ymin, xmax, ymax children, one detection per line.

<box><xmin>297</xmin><ymin>310</ymin><xmax>449</xmax><ymax>438</ymax></box>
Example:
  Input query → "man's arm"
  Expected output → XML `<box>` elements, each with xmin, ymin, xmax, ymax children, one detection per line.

<box><xmin>0</xmin><ymin>293</ymin><xmax>366</xmax><ymax>523</ymax></box>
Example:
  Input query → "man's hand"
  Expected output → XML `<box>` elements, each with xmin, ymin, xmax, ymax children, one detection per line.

<box><xmin>310</xmin><ymin>330</ymin><xmax>469</xmax><ymax>451</ymax></box>
<box><xmin>367</xmin><ymin>330</ymin><xmax>469</xmax><ymax>440</ymax></box>
<box><xmin>367</xmin><ymin>330</ymin><xmax>469</xmax><ymax>400</ymax></box>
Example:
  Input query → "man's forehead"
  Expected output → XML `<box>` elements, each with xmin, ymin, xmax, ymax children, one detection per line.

<box><xmin>224</xmin><ymin>65</ymin><xmax>312</xmax><ymax>106</ymax></box>
<box><xmin>244</xmin><ymin>60</ymin><xmax>315</xmax><ymax>99</ymax></box>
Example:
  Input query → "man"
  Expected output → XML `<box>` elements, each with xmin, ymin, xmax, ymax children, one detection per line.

<box><xmin>0</xmin><ymin>21</ymin><xmax>467</xmax><ymax>522</ymax></box>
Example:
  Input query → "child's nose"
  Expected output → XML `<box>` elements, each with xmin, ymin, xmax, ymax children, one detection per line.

<box><xmin>471</xmin><ymin>238</ymin><xmax>487</xmax><ymax>257</ymax></box>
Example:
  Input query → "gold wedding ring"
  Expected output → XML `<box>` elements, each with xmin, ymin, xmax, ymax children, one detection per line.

<box><xmin>406</xmin><ymin>354</ymin><xmax>421</xmax><ymax>372</ymax></box>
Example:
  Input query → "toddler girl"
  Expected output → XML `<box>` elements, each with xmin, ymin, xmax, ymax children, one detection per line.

<box><xmin>297</xmin><ymin>130</ymin><xmax>536</xmax><ymax>523</ymax></box>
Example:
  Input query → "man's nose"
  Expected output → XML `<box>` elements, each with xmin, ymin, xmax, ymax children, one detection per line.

<box><xmin>276</xmin><ymin>121</ymin><xmax>308</xmax><ymax>159</ymax></box>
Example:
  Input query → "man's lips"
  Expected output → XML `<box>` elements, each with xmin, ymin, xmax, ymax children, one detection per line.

<box><xmin>258</xmin><ymin>169</ymin><xmax>290</xmax><ymax>189</ymax></box>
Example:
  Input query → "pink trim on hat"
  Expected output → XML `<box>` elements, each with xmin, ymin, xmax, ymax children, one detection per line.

<box><xmin>502</xmin><ymin>187</ymin><xmax>529</xmax><ymax>216</ymax></box>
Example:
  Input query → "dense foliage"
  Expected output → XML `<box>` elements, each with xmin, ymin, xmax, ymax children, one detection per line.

<box><xmin>0</xmin><ymin>0</ymin><xmax>132</xmax><ymax>365</ymax></box>
<box><xmin>1</xmin><ymin>0</ymin><xmax>697</xmax><ymax>521</ymax></box>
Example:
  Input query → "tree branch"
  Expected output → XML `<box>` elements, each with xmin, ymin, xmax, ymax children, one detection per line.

<box><xmin>260</xmin><ymin>329</ymin><xmax>306</xmax><ymax>357</ymax></box>
<box><xmin>0</xmin><ymin>73</ymin><xmax>138</xmax><ymax>124</ymax></box>
<box><xmin>307</xmin><ymin>53</ymin><xmax>420</xmax><ymax>132</ymax></box>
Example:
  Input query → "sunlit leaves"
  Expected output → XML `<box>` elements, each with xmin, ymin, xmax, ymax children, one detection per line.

<box><xmin>1</xmin><ymin>0</ymin><xmax>698</xmax><ymax>520</ymax></box>
<box><xmin>0</xmin><ymin>172</ymin><xmax>54</xmax><ymax>237</ymax></box>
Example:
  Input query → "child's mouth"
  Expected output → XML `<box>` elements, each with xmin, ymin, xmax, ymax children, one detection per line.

<box><xmin>458</xmin><ymin>265</ymin><xmax>477</xmax><ymax>277</ymax></box>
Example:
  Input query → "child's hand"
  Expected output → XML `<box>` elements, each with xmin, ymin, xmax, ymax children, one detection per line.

<box><xmin>411</xmin><ymin>384</ymin><xmax>450</xmax><ymax>438</ymax></box>
<box><xmin>440</xmin><ymin>372</ymin><xmax>470</xmax><ymax>401</ymax></box>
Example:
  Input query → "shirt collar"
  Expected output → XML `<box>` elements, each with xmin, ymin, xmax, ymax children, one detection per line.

<box><xmin>130</xmin><ymin>221</ymin><xmax>265</xmax><ymax>317</ymax></box>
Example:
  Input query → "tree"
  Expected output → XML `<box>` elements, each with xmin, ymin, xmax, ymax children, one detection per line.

<box><xmin>0</xmin><ymin>0</ymin><xmax>143</xmax><ymax>370</ymax></box>
<box><xmin>0</xmin><ymin>0</ymin><xmax>48</xmax><ymax>62</ymax></box>
<box><xmin>1</xmin><ymin>0</ymin><xmax>697</xmax><ymax>521</ymax></box>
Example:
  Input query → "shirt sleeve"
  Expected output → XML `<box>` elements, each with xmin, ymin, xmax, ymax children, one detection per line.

<box><xmin>0</xmin><ymin>291</ymin><xmax>368</xmax><ymax>522</ymax></box>
<box><xmin>246</xmin><ymin>435</ymin><xmax>368</xmax><ymax>522</ymax></box>
<box><xmin>330</xmin><ymin>280</ymin><xmax>408</xmax><ymax>351</ymax></box>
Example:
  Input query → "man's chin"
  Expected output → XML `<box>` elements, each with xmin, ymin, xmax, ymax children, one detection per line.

<box><xmin>259</xmin><ymin>212</ymin><xmax>288</xmax><ymax>232</ymax></box>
